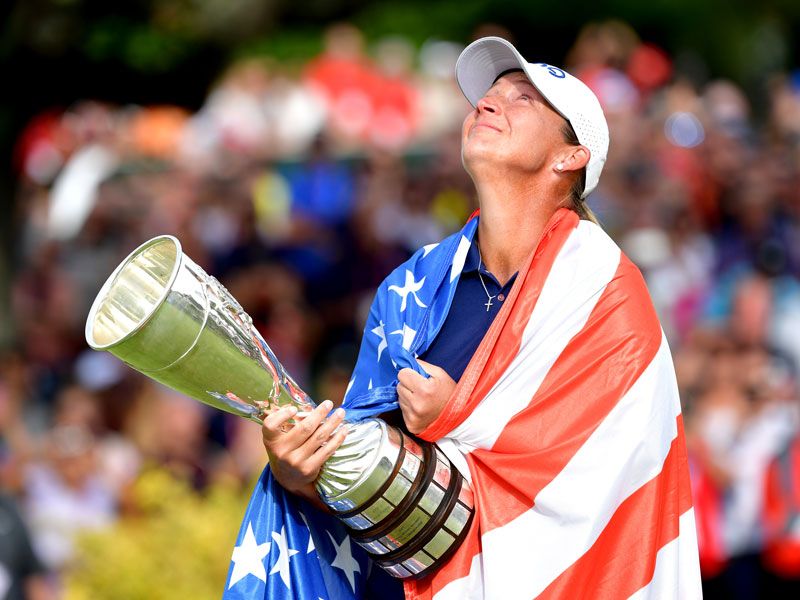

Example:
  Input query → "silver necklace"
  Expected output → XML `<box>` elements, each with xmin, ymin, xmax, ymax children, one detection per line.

<box><xmin>477</xmin><ymin>246</ymin><xmax>497</xmax><ymax>312</ymax></box>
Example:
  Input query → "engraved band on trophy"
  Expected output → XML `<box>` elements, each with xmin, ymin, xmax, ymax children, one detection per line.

<box><xmin>84</xmin><ymin>235</ymin><xmax>474</xmax><ymax>579</ymax></box>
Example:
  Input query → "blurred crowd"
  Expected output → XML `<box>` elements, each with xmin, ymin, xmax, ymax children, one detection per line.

<box><xmin>3</xmin><ymin>19</ymin><xmax>800</xmax><ymax>599</ymax></box>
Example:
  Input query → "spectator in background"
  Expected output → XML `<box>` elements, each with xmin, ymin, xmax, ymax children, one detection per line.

<box><xmin>0</xmin><ymin>361</ymin><xmax>52</xmax><ymax>600</ymax></box>
<box><xmin>682</xmin><ymin>332</ymin><xmax>799</xmax><ymax>599</ymax></box>
<box><xmin>304</xmin><ymin>23</ymin><xmax>378</xmax><ymax>148</ymax></box>
<box><xmin>762</xmin><ymin>431</ymin><xmax>800</xmax><ymax>596</ymax></box>
<box><xmin>126</xmin><ymin>385</ymin><xmax>212</xmax><ymax>490</ymax></box>
<box><xmin>0</xmin><ymin>493</ymin><xmax>53</xmax><ymax>600</ymax></box>
<box><xmin>273</xmin><ymin>134</ymin><xmax>356</xmax><ymax>292</ymax></box>
<box><xmin>23</xmin><ymin>424</ymin><xmax>116</xmax><ymax>574</ymax></box>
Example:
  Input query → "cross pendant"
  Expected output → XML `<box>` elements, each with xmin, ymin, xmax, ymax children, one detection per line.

<box><xmin>484</xmin><ymin>297</ymin><xmax>494</xmax><ymax>311</ymax></box>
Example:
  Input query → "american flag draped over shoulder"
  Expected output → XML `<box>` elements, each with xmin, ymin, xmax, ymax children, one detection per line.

<box><xmin>404</xmin><ymin>208</ymin><xmax>702</xmax><ymax>599</ymax></box>
<box><xmin>223</xmin><ymin>207</ymin><xmax>701</xmax><ymax>599</ymax></box>
<box><xmin>223</xmin><ymin>216</ymin><xmax>478</xmax><ymax>598</ymax></box>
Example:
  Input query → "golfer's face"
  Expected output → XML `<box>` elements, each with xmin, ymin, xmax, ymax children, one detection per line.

<box><xmin>461</xmin><ymin>71</ymin><xmax>566</xmax><ymax>176</ymax></box>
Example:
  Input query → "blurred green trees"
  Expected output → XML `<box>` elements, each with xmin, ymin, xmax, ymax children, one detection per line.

<box><xmin>3</xmin><ymin>0</ymin><xmax>799</xmax><ymax>81</ymax></box>
<box><xmin>65</xmin><ymin>469</ymin><xmax>250</xmax><ymax>600</ymax></box>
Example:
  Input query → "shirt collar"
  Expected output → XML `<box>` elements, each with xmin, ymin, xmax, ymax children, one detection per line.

<box><xmin>462</xmin><ymin>237</ymin><xmax>482</xmax><ymax>274</ymax></box>
<box><xmin>462</xmin><ymin>237</ymin><xmax>520</xmax><ymax>287</ymax></box>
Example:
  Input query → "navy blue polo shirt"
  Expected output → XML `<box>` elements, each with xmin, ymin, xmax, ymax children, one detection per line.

<box><xmin>368</xmin><ymin>239</ymin><xmax>517</xmax><ymax>597</ymax></box>
<box><xmin>419</xmin><ymin>238</ymin><xmax>518</xmax><ymax>381</ymax></box>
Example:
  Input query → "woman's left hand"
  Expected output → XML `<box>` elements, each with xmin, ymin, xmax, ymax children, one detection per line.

<box><xmin>397</xmin><ymin>359</ymin><xmax>457</xmax><ymax>434</ymax></box>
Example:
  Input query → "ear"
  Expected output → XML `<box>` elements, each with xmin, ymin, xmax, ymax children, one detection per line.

<box><xmin>553</xmin><ymin>145</ymin><xmax>590</xmax><ymax>173</ymax></box>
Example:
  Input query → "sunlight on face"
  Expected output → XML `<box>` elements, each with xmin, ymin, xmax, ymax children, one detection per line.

<box><xmin>461</xmin><ymin>71</ymin><xmax>567</xmax><ymax>179</ymax></box>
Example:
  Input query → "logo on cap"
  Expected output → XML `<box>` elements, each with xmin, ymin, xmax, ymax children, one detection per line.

<box><xmin>537</xmin><ymin>64</ymin><xmax>566</xmax><ymax>79</ymax></box>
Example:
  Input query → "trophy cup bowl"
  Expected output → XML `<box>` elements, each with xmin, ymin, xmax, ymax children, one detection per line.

<box><xmin>85</xmin><ymin>235</ymin><xmax>473</xmax><ymax>579</ymax></box>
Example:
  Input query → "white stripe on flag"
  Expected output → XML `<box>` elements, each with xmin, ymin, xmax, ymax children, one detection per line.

<box><xmin>433</xmin><ymin>552</ymin><xmax>485</xmax><ymax>600</ymax></box>
<box><xmin>627</xmin><ymin>509</ymin><xmax>703</xmax><ymax>600</ymax></box>
<box><xmin>477</xmin><ymin>335</ymin><xmax>681</xmax><ymax>600</ymax></box>
<box><xmin>446</xmin><ymin>221</ymin><xmax>621</xmax><ymax>450</ymax></box>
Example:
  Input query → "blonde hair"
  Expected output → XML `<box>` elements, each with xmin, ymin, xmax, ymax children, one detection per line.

<box><xmin>561</xmin><ymin>122</ymin><xmax>600</xmax><ymax>225</ymax></box>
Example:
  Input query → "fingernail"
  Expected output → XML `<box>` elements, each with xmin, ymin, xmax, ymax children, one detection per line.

<box><xmin>322</xmin><ymin>399</ymin><xmax>333</xmax><ymax>409</ymax></box>
<box><xmin>287</xmin><ymin>406</ymin><xmax>298</xmax><ymax>415</ymax></box>
<box><xmin>334</xmin><ymin>408</ymin><xmax>345</xmax><ymax>418</ymax></box>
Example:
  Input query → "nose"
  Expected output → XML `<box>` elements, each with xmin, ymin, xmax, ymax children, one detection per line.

<box><xmin>476</xmin><ymin>94</ymin><xmax>501</xmax><ymax>114</ymax></box>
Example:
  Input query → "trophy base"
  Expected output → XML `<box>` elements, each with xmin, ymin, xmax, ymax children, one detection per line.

<box><xmin>317</xmin><ymin>420</ymin><xmax>474</xmax><ymax>579</ymax></box>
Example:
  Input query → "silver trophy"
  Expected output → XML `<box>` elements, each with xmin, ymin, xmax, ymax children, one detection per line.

<box><xmin>84</xmin><ymin>235</ymin><xmax>473</xmax><ymax>579</ymax></box>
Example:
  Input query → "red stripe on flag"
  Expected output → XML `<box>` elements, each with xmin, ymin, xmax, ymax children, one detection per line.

<box><xmin>420</xmin><ymin>208</ymin><xmax>579</xmax><ymax>442</ymax></box>
<box><xmin>536</xmin><ymin>415</ymin><xmax>693</xmax><ymax>600</ymax></box>
<box><xmin>410</xmin><ymin>254</ymin><xmax>667</xmax><ymax>598</ymax></box>
<box><xmin>474</xmin><ymin>253</ymin><xmax>663</xmax><ymax>531</ymax></box>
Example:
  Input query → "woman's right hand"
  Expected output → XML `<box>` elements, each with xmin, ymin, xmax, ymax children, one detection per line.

<box><xmin>261</xmin><ymin>399</ymin><xmax>348</xmax><ymax>502</ymax></box>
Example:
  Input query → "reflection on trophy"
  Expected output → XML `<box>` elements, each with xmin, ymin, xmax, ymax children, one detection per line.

<box><xmin>84</xmin><ymin>235</ymin><xmax>474</xmax><ymax>579</ymax></box>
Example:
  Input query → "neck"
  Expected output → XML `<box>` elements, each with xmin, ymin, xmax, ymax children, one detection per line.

<box><xmin>474</xmin><ymin>176</ymin><xmax>561</xmax><ymax>285</ymax></box>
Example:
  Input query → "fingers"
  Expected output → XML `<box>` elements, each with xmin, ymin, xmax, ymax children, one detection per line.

<box><xmin>262</xmin><ymin>399</ymin><xmax>348</xmax><ymax>491</ymax></box>
<box><xmin>397</xmin><ymin>379</ymin><xmax>414</xmax><ymax>399</ymax></box>
<box><xmin>307</xmin><ymin>424</ymin><xmax>349</xmax><ymax>473</ymax></box>
<box><xmin>398</xmin><ymin>368</ymin><xmax>424</xmax><ymax>407</ymax></box>
<box><xmin>416</xmin><ymin>359</ymin><xmax>444</xmax><ymax>378</ymax></box>
<box><xmin>397</xmin><ymin>360</ymin><xmax>455</xmax><ymax>435</ymax></box>
<box><xmin>299</xmin><ymin>406</ymin><xmax>346</xmax><ymax>457</ymax></box>
<box><xmin>397</xmin><ymin>381</ymin><xmax>422</xmax><ymax>432</ymax></box>
<box><xmin>398</xmin><ymin>367</ymin><xmax>426</xmax><ymax>391</ymax></box>
<box><xmin>262</xmin><ymin>400</ymin><xmax>336</xmax><ymax>448</ymax></box>
<box><xmin>262</xmin><ymin>405</ymin><xmax>299</xmax><ymax>444</ymax></box>
<box><xmin>283</xmin><ymin>399</ymin><xmax>332</xmax><ymax>445</ymax></box>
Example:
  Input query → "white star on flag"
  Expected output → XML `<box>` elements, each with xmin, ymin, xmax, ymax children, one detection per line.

<box><xmin>390</xmin><ymin>323</ymin><xmax>417</xmax><ymax>351</ymax></box>
<box><xmin>327</xmin><ymin>531</ymin><xmax>361</xmax><ymax>593</ymax></box>
<box><xmin>298</xmin><ymin>511</ymin><xmax>316</xmax><ymax>554</ymax></box>
<box><xmin>388</xmin><ymin>270</ymin><xmax>427</xmax><ymax>312</ymax></box>
<box><xmin>228</xmin><ymin>522</ymin><xmax>271</xmax><ymax>588</ymax></box>
<box><xmin>371</xmin><ymin>320</ymin><xmax>388</xmax><ymax>362</ymax></box>
<box><xmin>450</xmin><ymin>235</ymin><xmax>471</xmax><ymax>282</ymax></box>
<box><xmin>422</xmin><ymin>242</ymin><xmax>439</xmax><ymax>257</ymax></box>
<box><xmin>269</xmin><ymin>526</ymin><xmax>300</xmax><ymax>589</ymax></box>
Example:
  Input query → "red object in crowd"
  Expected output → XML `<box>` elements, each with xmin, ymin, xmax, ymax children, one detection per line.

<box><xmin>367</xmin><ymin>72</ymin><xmax>418</xmax><ymax>149</ymax></box>
<box><xmin>13</xmin><ymin>110</ymin><xmax>66</xmax><ymax>177</ymax></box>
<box><xmin>305</xmin><ymin>54</ymin><xmax>376</xmax><ymax>106</ymax></box>
<box><xmin>304</xmin><ymin>52</ymin><xmax>417</xmax><ymax>149</ymax></box>
<box><xmin>689</xmin><ymin>451</ymin><xmax>728</xmax><ymax>578</ymax></box>
<box><xmin>305</xmin><ymin>53</ymin><xmax>379</xmax><ymax>140</ymax></box>
<box><xmin>762</xmin><ymin>435</ymin><xmax>800</xmax><ymax>578</ymax></box>
<box><xmin>627</xmin><ymin>43</ymin><xmax>673</xmax><ymax>92</ymax></box>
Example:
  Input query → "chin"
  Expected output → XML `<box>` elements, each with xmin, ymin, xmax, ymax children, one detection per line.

<box><xmin>462</xmin><ymin>143</ymin><xmax>503</xmax><ymax>174</ymax></box>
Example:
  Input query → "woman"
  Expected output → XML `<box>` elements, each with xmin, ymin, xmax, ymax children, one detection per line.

<box><xmin>261</xmin><ymin>37</ymin><xmax>701</xmax><ymax>599</ymax></box>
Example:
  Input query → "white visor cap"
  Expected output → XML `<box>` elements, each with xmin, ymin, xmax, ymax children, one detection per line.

<box><xmin>456</xmin><ymin>36</ymin><xmax>610</xmax><ymax>198</ymax></box>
